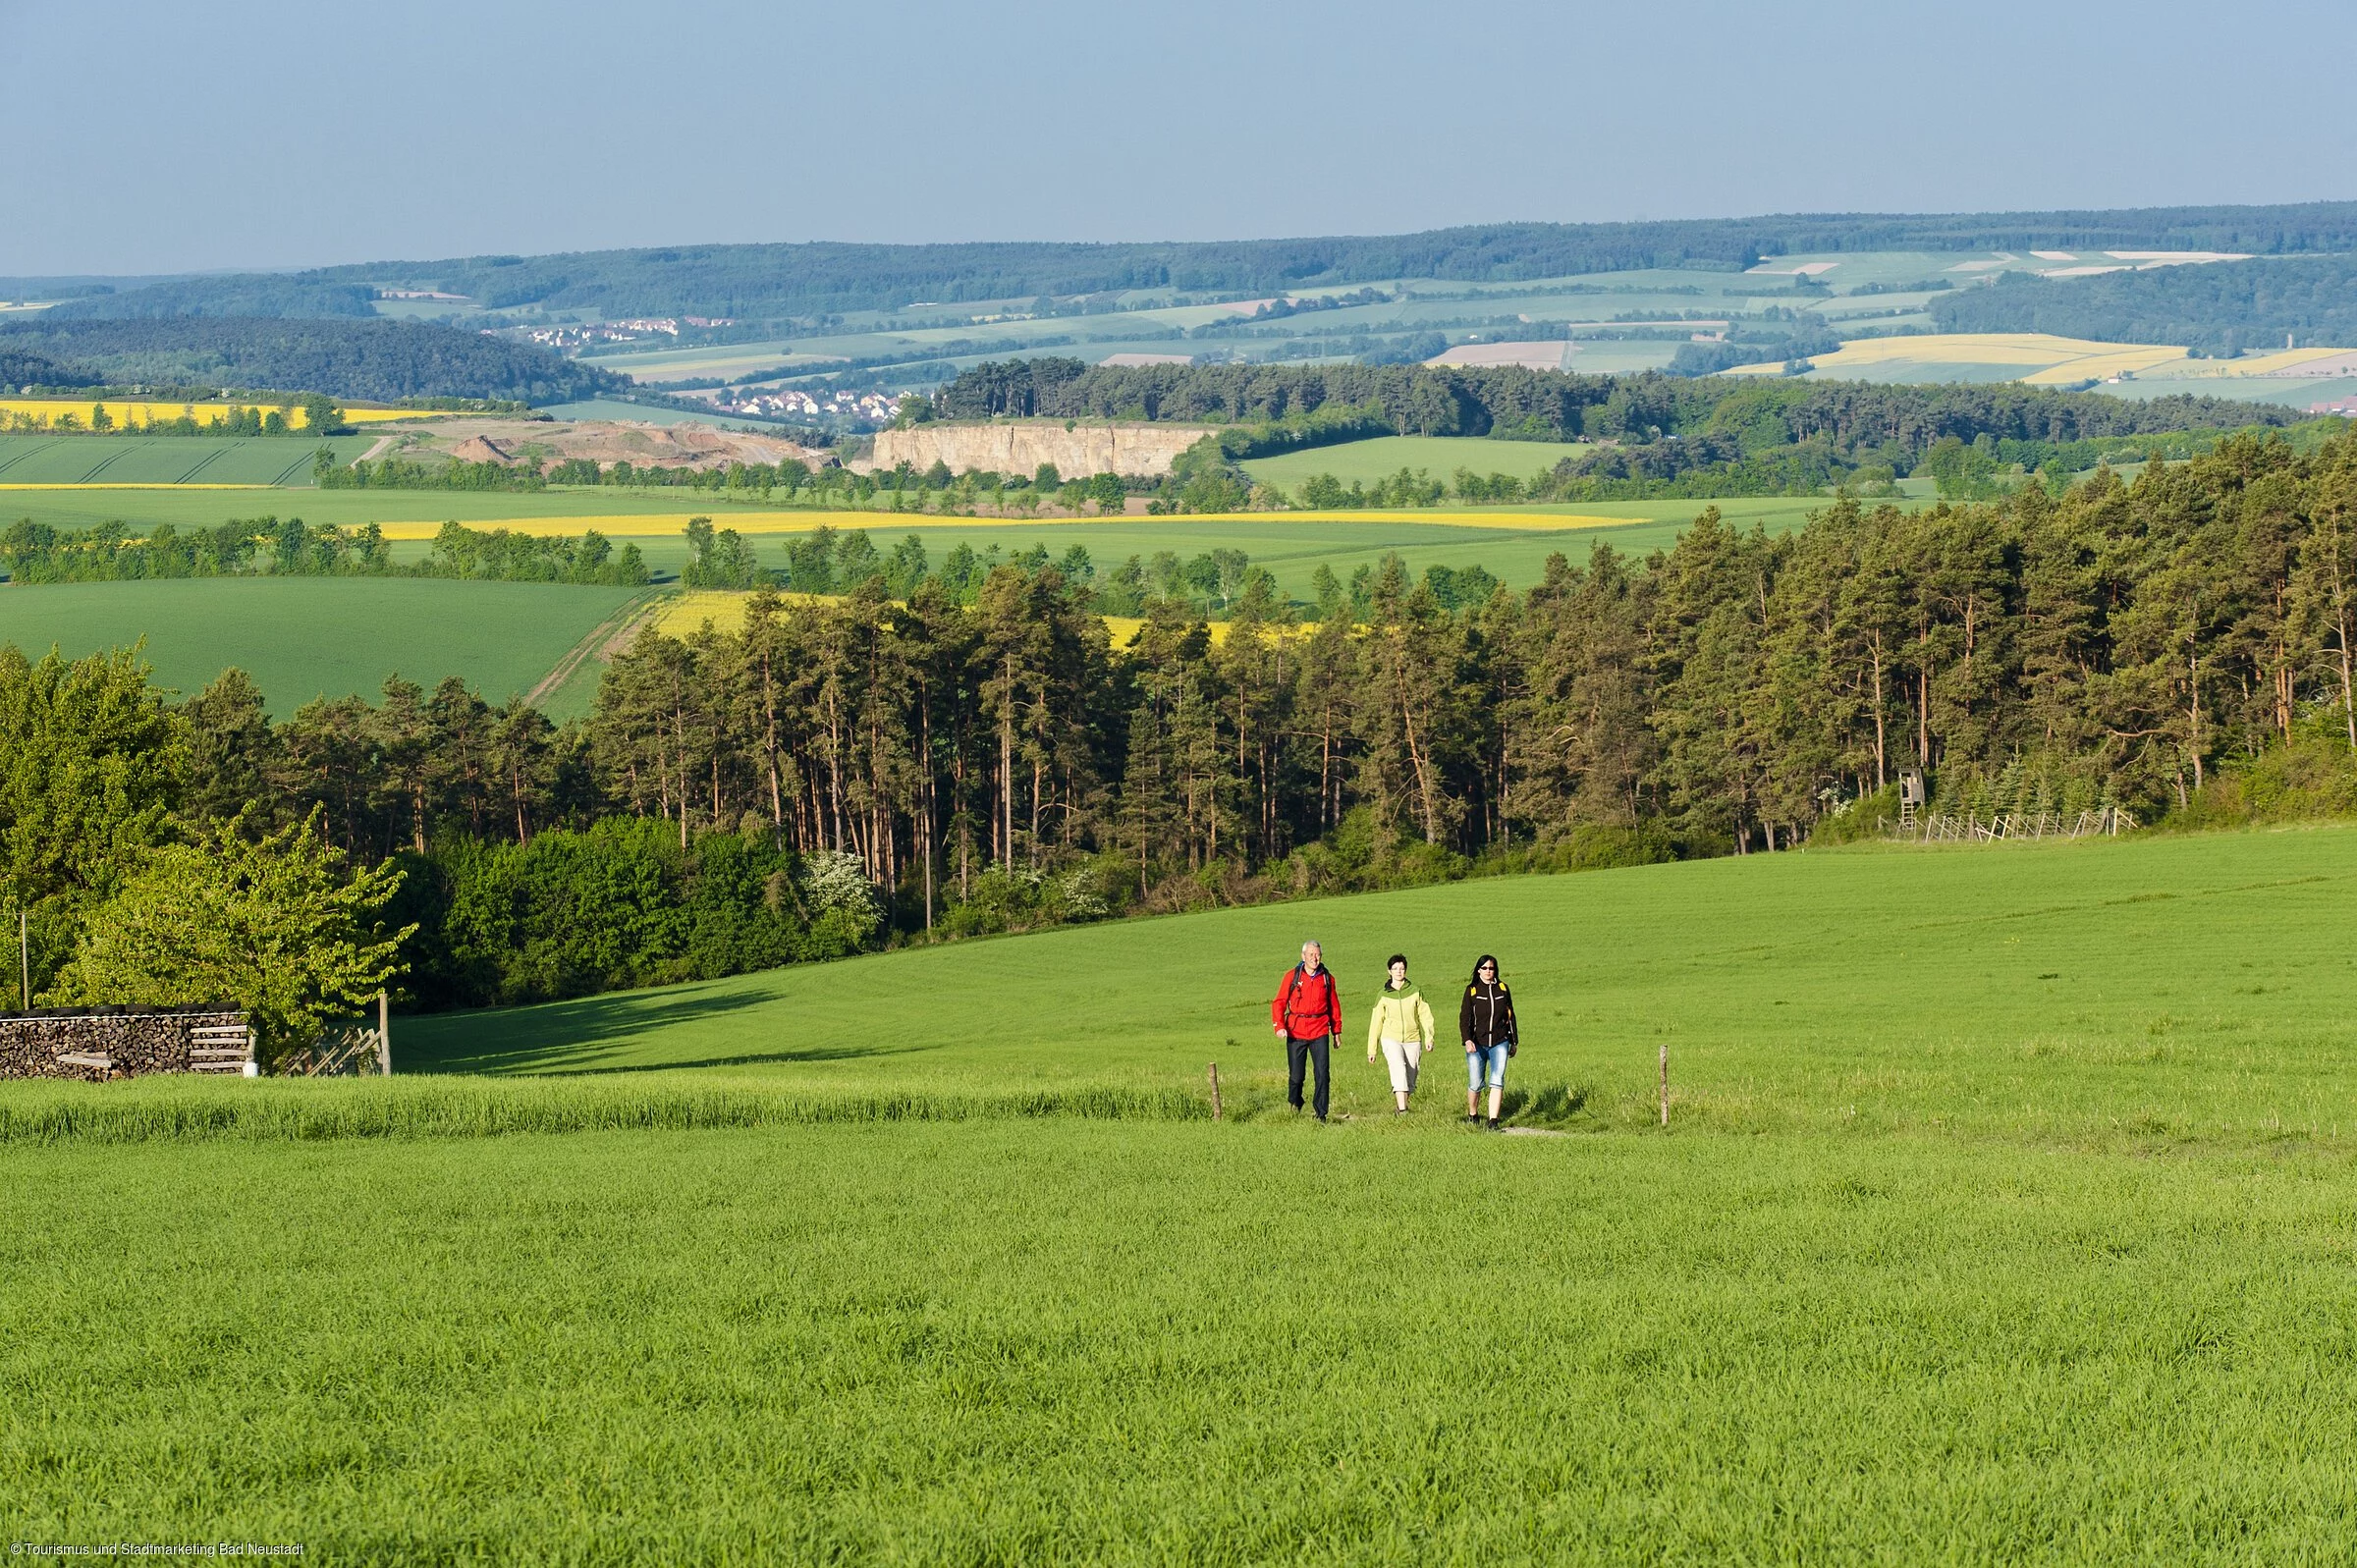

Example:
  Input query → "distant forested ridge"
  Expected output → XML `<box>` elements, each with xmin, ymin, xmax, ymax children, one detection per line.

<box><xmin>0</xmin><ymin>348</ymin><xmax>94</xmax><ymax>389</ymax></box>
<box><xmin>936</xmin><ymin>357</ymin><xmax>2293</xmax><ymax>461</ymax></box>
<box><xmin>23</xmin><ymin>202</ymin><xmax>2357</xmax><ymax>321</ymax></box>
<box><xmin>1932</xmin><ymin>256</ymin><xmax>2357</xmax><ymax>356</ymax></box>
<box><xmin>45</xmin><ymin>277</ymin><xmax>379</xmax><ymax>321</ymax></box>
<box><xmin>0</xmin><ymin>318</ymin><xmax>626</xmax><ymax>404</ymax></box>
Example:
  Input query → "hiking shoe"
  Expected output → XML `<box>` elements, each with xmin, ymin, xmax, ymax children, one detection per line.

<box><xmin>1486</xmin><ymin>1117</ymin><xmax>1501</xmax><ymax>1132</ymax></box>
<box><xmin>1465</xmin><ymin>1114</ymin><xmax>1481</xmax><ymax>1127</ymax></box>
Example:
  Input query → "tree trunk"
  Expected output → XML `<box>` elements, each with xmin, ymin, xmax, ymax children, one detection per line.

<box><xmin>1916</xmin><ymin>665</ymin><xmax>1931</xmax><ymax>766</ymax></box>
<box><xmin>2188</xmin><ymin>644</ymin><xmax>2204</xmax><ymax>790</ymax></box>
<box><xmin>1870</xmin><ymin>640</ymin><xmax>1887</xmax><ymax>788</ymax></box>
<box><xmin>2338</xmin><ymin>602</ymin><xmax>2357</xmax><ymax>753</ymax></box>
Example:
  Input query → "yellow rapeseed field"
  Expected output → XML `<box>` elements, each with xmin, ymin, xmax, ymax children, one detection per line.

<box><xmin>653</xmin><ymin>591</ymin><xmax>834</xmax><ymax>638</ymax></box>
<box><xmin>0</xmin><ymin>400</ymin><xmax>438</xmax><ymax>430</ymax></box>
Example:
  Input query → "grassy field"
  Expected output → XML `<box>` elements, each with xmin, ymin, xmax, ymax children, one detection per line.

<box><xmin>0</xmin><ymin>433</ymin><xmax>376</xmax><ymax>486</ymax></box>
<box><xmin>0</xmin><ymin>577</ymin><xmax>640</xmax><ymax>715</ymax></box>
<box><xmin>384</xmin><ymin>825</ymin><xmax>2357</xmax><ymax>1136</ymax></box>
<box><xmin>8</xmin><ymin>827</ymin><xmax>2357</xmax><ymax>1557</ymax></box>
<box><xmin>1240</xmin><ymin>434</ymin><xmax>1591</xmax><ymax>490</ymax></box>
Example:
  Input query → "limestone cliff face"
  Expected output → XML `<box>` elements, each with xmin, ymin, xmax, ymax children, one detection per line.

<box><xmin>859</xmin><ymin>421</ymin><xmax>1211</xmax><ymax>478</ymax></box>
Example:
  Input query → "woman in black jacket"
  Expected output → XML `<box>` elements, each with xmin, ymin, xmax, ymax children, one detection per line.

<box><xmin>1459</xmin><ymin>953</ymin><xmax>1516</xmax><ymax>1129</ymax></box>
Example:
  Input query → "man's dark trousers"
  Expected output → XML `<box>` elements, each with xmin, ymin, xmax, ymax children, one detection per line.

<box><xmin>1287</xmin><ymin>1033</ymin><xmax>1332</xmax><ymax>1119</ymax></box>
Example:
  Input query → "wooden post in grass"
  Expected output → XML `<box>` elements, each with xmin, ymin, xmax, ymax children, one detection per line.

<box><xmin>18</xmin><ymin>910</ymin><xmax>27</xmax><ymax>1012</ymax></box>
<box><xmin>1659</xmin><ymin>1042</ymin><xmax>1670</xmax><ymax>1127</ymax></box>
<box><xmin>377</xmin><ymin>991</ymin><xmax>391</xmax><ymax>1076</ymax></box>
<box><xmin>1207</xmin><ymin>1061</ymin><xmax>1223</xmax><ymax>1121</ymax></box>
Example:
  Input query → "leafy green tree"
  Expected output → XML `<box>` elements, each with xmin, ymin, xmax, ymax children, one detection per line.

<box><xmin>297</xmin><ymin>391</ymin><xmax>346</xmax><ymax>433</ymax></box>
<box><xmin>0</xmin><ymin>645</ymin><xmax>186</xmax><ymax>993</ymax></box>
<box><xmin>49</xmin><ymin>812</ymin><xmax>411</xmax><ymax>1063</ymax></box>
<box><xmin>682</xmin><ymin>517</ymin><xmax>764</xmax><ymax>589</ymax></box>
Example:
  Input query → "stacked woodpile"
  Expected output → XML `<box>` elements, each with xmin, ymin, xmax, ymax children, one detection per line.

<box><xmin>0</xmin><ymin>1007</ymin><xmax>251</xmax><ymax>1081</ymax></box>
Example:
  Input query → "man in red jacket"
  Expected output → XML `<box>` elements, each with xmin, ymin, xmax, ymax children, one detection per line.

<box><xmin>1271</xmin><ymin>940</ymin><xmax>1342</xmax><ymax>1121</ymax></box>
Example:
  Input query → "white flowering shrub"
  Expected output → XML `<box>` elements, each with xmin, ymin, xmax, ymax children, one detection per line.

<box><xmin>796</xmin><ymin>850</ymin><xmax>883</xmax><ymax>946</ymax></box>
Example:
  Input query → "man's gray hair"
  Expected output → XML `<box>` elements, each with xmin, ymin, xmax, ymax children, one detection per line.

<box><xmin>1300</xmin><ymin>939</ymin><xmax>1322</xmax><ymax>952</ymax></box>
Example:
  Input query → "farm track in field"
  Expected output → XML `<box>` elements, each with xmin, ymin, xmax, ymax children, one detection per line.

<box><xmin>523</xmin><ymin>587</ymin><xmax>667</xmax><ymax>708</ymax></box>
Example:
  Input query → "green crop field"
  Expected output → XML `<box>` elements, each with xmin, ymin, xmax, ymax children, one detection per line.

<box><xmin>0</xmin><ymin>434</ymin><xmax>376</xmax><ymax>486</ymax></box>
<box><xmin>8</xmin><ymin>827</ymin><xmax>2357</xmax><ymax>1558</ymax></box>
<box><xmin>1240</xmin><ymin>434</ymin><xmax>1592</xmax><ymax>491</ymax></box>
<box><xmin>0</xmin><ymin>577</ymin><xmax>641</xmax><ymax>715</ymax></box>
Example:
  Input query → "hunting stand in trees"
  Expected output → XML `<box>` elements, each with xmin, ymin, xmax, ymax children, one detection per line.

<box><xmin>1898</xmin><ymin>769</ymin><xmax>1926</xmax><ymax>833</ymax></box>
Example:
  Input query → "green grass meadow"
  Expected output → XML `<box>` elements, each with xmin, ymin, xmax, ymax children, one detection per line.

<box><xmin>386</xmin><ymin>823</ymin><xmax>2357</xmax><ymax>1142</ymax></box>
<box><xmin>8</xmin><ymin>828</ymin><xmax>2357</xmax><ymax>1558</ymax></box>
<box><xmin>0</xmin><ymin>577</ymin><xmax>640</xmax><ymax>714</ymax></box>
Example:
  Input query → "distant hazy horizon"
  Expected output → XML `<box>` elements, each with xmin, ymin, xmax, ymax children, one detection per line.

<box><xmin>6</xmin><ymin>0</ymin><xmax>2356</xmax><ymax>276</ymax></box>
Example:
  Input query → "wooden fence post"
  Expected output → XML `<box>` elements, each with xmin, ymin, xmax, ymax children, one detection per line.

<box><xmin>1207</xmin><ymin>1061</ymin><xmax>1223</xmax><ymax>1121</ymax></box>
<box><xmin>19</xmin><ymin>910</ymin><xmax>27</xmax><ymax>1012</ymax></box>
<box><xmin>377</xmin><ymin>991</ymin><xmax>391</xmax><ymax>1076</ymax></box>
<box><xmin>1659</xmin><ymin>1042</ymin><xmax>1670</xmax><ymax>1128</ymax></box>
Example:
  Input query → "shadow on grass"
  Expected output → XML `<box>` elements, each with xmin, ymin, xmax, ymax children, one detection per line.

<box><xmin>398</xmin><ymin>981</ymin><xmax>924</xmax><ymax>1077</ymax></box>
<box><xmin>1503</xmin><ymin>1081</ymin><xmax>1594</xmax><ymax>1128</ymax></box>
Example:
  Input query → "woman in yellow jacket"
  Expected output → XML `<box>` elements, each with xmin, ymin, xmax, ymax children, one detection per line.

<box><xmin>1365</xmin><ymin>953</ymin><xmax>1438</xmax><ymax>1113</ymax></box>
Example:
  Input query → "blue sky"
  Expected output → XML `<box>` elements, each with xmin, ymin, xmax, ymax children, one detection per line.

<box><xmin>4</xmin><ymin>0</ymin><xmax>2354</xmax><ymax>275</ymax></box>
